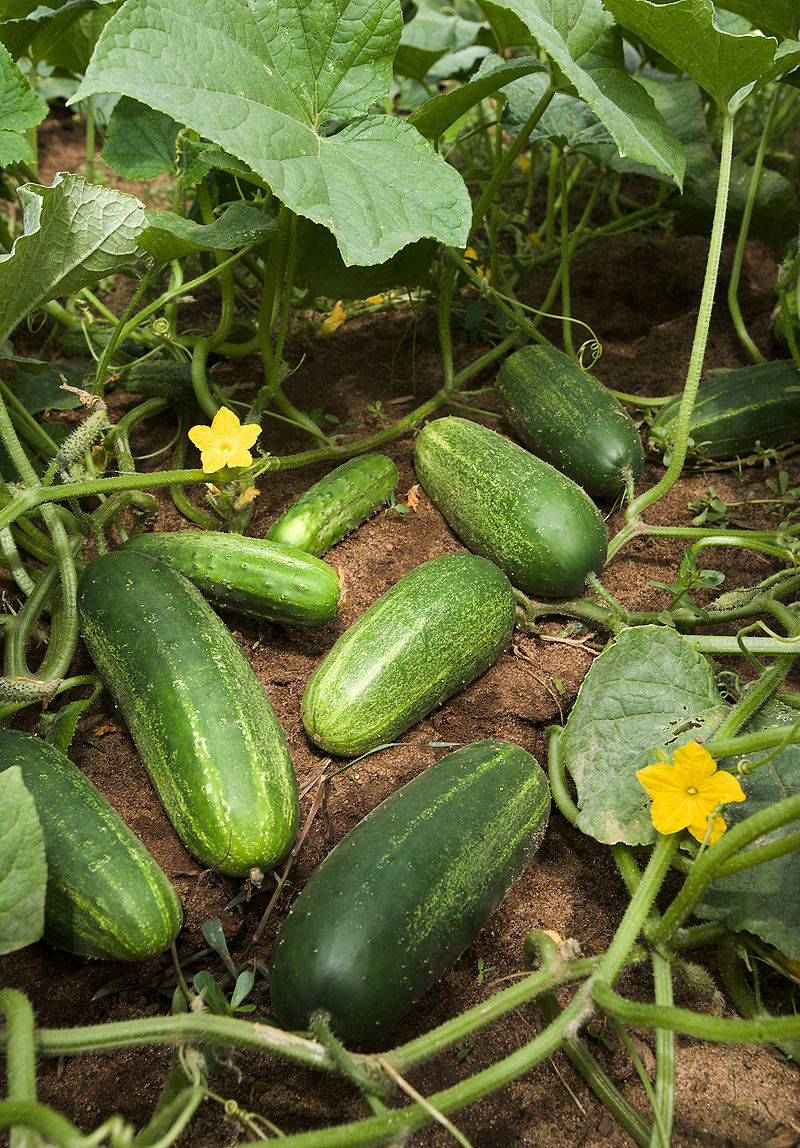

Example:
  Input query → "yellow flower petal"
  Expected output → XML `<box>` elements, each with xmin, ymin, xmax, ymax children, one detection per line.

<box><xmin>638</xmin><ymin>741</ymin><xmax>746</xmax><ymax>844</ymax></box>
<box><xmin>671</xmin><ymin>740</ymin><xmax>719</xmax><ymax>785</ymax></box>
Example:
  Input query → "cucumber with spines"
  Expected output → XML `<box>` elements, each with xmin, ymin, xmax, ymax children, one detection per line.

<box><xmin>120</xmin><ymin>531</ymin><xmax>343</xmax><ymax>626</ymax></box>
<box><xmin>268</xmin><ymin>739</ymin><xmax>550</xmax><ymax>1046</ymax></box>
<box><xmin>413</xmin><ymin>416</ymin><xmax>607</xmax><ymax>598</ymax></box>
<box><xmin>0</xmin><ymin>730</ymin><xmax>182</xmax><ymax>961</ymax></box>
<box><xmin>301</xmin><ymin>553</ymin><xmax>515</xmax><ymax>757</ymax></box>
<box><xmin>266</xmin><ymin>453</ymin><xmax>399</xmax><ymax>556</ymax></box>
<box><xmin>77</xmin><ymin>550</ymin><xmax>299</xmax><ymax>877</ymax></box>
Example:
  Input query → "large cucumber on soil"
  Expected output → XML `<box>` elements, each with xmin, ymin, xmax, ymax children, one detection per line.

<box><xmin>266</xmin><ymin>453</ymin><xmax>399</xmax><ymax>556</ymax></box>
<box><xmin>301</xmin><ymin>553</ymin><xmax>515</xmax><ymax>757</ymax></box>
<box><xmin>496</xmin><ymin>344</ymin><xmax>644</xmax><ymax>498</ymax></box>
<box><xmin>268</xmin><ymin>739</ymin><xmax>550</xmax><ymax>1046</ymax></box>
<box><xmin>77</xmin><ymin>550</ymin><xmax>299</xmax><ymax>877</ymax></box>
<box><xmin>120</xmin><ymin>531</ymin><xmax>343</xmax><ymax>626</ymax></box>
<box><xmin>0</xmin><ymin>730</ymin><xmax>182</xmax><ymax>961</ymax></box>
<box><xmin>649</xmin><ymin>359</ymin><xmax>800</xmax><ymax>461</ymax></box>
<box><xmin>413</xmin><ymin>416</ymin><xmax>607</xmax><ymax>598</ymax></box>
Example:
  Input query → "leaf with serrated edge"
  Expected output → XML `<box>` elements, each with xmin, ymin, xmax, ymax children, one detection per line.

<box><xmin>73</xmin><ymin>0</ymin><xmax>470</xmax><ymax>265</ymax></box>
<box><xmin>560</xmin><ymin>626</ymin><xmax>728</xmax><ymax>845</ymax></box>
<box><xmin>138</xmin><ymin>202</ymin><xmax>279</xmax><ymax>264</ymax></box>
<box><xmin>0</xmin><ymin>173</ymin><xmax>145</xmax><ymax>347</ymax></box>
<box><xmin>0</xmin><ymin>41</ymin><xmax>48</xmax><ymax>167</ymax></box>
<box><xmin>483</xmin><ymin>0</ymin><xmax>684</xmax><ymax>185</ymax></box>
<box><xmin>0</xmin><ymin>767</ymin><xmax>46</xmax><ymax>956</ymax></box>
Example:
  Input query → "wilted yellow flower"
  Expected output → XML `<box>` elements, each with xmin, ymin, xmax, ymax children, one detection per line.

<box><xmin>364</xmin><ymin>293</ymin><xmax>385</xmax><ymax>306</ymax></box>
<box><xmin>517</xmin><ymin>153</ymin><xmax>531</xmax><ymax>174</ymax></box>
<box><xmin>637</xmin><ymin>740</ymin><xmax>746</xmax><ymax>845</ymax></box>
<box><xmin>319</xmin><ymin>300</ymin><xmax>346</xmax><ymax>336</ymax></box>
<box><xmin>464</xmin><ymin>246</ymin><xmax>490</xmax><ymax>282</ymax></box>
<box><xmin>188</xmin><ymin>407</ymin><xmax>261</xmax><ymax>473</ymax></box>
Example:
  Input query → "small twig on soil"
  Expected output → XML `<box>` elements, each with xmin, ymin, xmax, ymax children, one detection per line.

<box><xmin>511</xmin><ymin>643</ymin><xmax>564</xmax><ymax>722</ymax></box>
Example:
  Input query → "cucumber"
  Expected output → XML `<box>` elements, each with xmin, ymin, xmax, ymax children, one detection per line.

<box><xmin>301</xmin><ymin>553</ymin><xmax>515</xmax><ymax>757</ymax></box>
<box><xmin>120</xmin><ymin>531</ymin><xmax>343</xmax><ymax>626</ymax></box>
<box><xmin>496</xmin><ymin>344</ymin><xmax>644</xmax><ymax>498</ymax></box>
<box><xmin>268</xmin><ymin>739</ymin><xmax>550</xmax><ymax>1046</ymax></box>
<box><xmin>77</xmin><ymin>550</ymin><xmax>299</xmax><ymax>877</ymax></box>
<box><xmin>266</xmin><ymin>453</ymin><xmax>399</xmax><ymax>556</ymax></box>
<box><xmin>0</xmin><ymin>730</ymin><xmax>182</xmax><ymax>961</ymax></box>
<box><xmin>649</xmin><ymin>359</ymin><xmax>800</xmax><ymax>462</ymax></box>
<box><xmin>112</xmin><ymin>360</ymin><xmax>196</xmax><ymax>403</ymax></box>
<box><xmin>413</xmin><ymin>416</ymin><xmax>607</xmax><ymax>598</ymax></box>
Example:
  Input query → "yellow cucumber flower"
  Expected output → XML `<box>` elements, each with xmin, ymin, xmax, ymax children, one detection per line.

<box><xmin>318</xmin><ymin>300</ymin><xmax>346</xmax><ymax>336</ymax></box>
<box><xmin>188</xmin><ymin>407</ymin><xmax>261</xmax><ymax>473</ymax></box>
<box><xmin>636</xmin><ymin>740</ymin><xmax>746</xmax><ymax>845</ymax></box>
<box><xmin>464</xmin><ymin>246</ymin><xmax>490</xmax><ymax>282</ymax></box>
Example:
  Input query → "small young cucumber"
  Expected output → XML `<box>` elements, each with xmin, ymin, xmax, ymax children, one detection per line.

<box><xmin>266</xmin><ymin>453</ymin><xmax>399</xmax><ymax>556</ymax></box>
<box><xmin>0</xmin><ymin>730</ymin><xmax>182</xmax><ymax>961</ymax></box>
<box><xmin>77</xmin><ymin>550</ymin><xmax>299</xmax><ymax>877</ymax></box>
<box><xmin>496</xmin><ymin>344</ymin><xmax>644</xmax><ymax>498</ymax></box>
<box><xmin>649</xmin><ymin>359</ymin><xmax>800</xmax><ymax>462</ymax></box>
<box><xmin>413</xmin><ymin>416</ymin><xmax>607</xmax><ymax>599</ymax></box>
<box><xmin>121</xmin><ymin>531</ymin><xmax>343</xmax><ymax>626</ymax></box>
<box><xmin>301</xmin><ymin>553</ymin><xmax>515</xmax><ymax>757</ymax></box>
<box><xmin>268</xmin><ymin>739</ymin><xmax>550</xmax><ymax>1046</ymax></box>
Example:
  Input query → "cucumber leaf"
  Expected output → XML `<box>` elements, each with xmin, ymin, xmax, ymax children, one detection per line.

<box><xmin>411</xmin><ymin>54</ymin><xmax>546</xmax><ymax>141</ymax></box>
<box><xmin>715</xmin><ymin>0</ymin><xmax>799</xmax><ymax>41</ymax></box>
<box><xmin>560</xmin><ymin>625</ymin><xmax>728</xmax><ymax>845</ymax></box>
<box><xmin>101</xmin><ymin>96</ymin><xmax>181</xmax><ymax>180</ymax></box>
<box><xmin>137</xmin><ymin>202</ymin><xmax>279</xmax><ymax>264</ymax></box>
<box><xmin>482</xmin><ymin>0</ymin><xmax>685</xmax><ymax>185</ymax></box>
<box><xmin>0</xmin><ymin>41</ymin><xmax>48</xmax><ymax>167</ymax></box>
<box><xmin>604</xmin><ymin>0</ymin><xmax>800</xmax><ymax>112</ymax></box>
<box><xmin>73</xmin><ymin>0</ymin><xmax>471</xmax><ymax>266</ymax></box>
<box><xmin>0</xmin><ymin>766</ymin><xmax>46</xmax><ymax>956</ymax></box>
<box><xmin>0</xmin><ymin>172</ymin><xmax>146</xmax><ymax>347</ymax></box>
<box><xmin>696</xmin><ymin>700</ymin><xmax>800</xmax><ymax>960</ymax></box>
<box><xmin>502</xmin><ymin>71</ymin><xmax>614</xmax><ymax>152</ymax></box>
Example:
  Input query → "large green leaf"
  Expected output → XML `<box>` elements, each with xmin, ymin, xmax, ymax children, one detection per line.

<box><xmin>697</xmin><ymin>700</ymin><xmax>800</xmax><ymax>959</ymax></box>
<box><xmin>0</xmin><ymin>41</ymin><xmax>47</xmax><ymax>166</ymax></box>
<box><xmin>0</xmin><ymin>767</ymin><xmax>46</xmax><ymax>956</ymax></box>
<box><xmin>502</xmin><ymin>70</ymin><xmax>614</xmax><ymax>151</ymax></box>
<box><xmin>101</xmin><ymin>96</ymin><xmax>180</xmax><ymax>179</ymax></box>
<box><xmin>0</xmin><ymin>172</ymin><xmax>145</xmax><ymax>347</ymax></box>
<box><xmin>560</xmin><ymin>625</ymin><xmax>728</xmax><ymax>845</ymax></box>
<box><xmin>482</xmin><ymin>0</ymin><xmax>685</xmax><ymax>185</ymax></box>
<box><xmin>395</xmin><ymin>0</ymin><xmax>482</xmax><ymax>83</ymax></box>
<box><xmin>73</xmin><ymin>0</ymin><xmax>471</xmax><ymax>266</ymax></box>
<box><xmin>605</xmin><ymin>0</ymin><xmax>800</xmax><ymax>111</ymax></box>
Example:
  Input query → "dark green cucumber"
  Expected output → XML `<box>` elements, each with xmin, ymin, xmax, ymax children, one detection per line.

<box><xmin>413</xmin><ymin>416</ymin><xmax>607</xmax><ymax>598</ymax></box>
<box><xmin>77</xmin><ymin>550</ymin><xmax>299</xmax><ymax>877</ymax></box>
<box><xmin>113</xmin><ymin>360</ymin><xmax>196</xmax><ymax>403</ymax></box>
<box><xmin>649</xmin><ymin>359</ymin><xmax>800</xmax><ymax>461</ymax></box>
<box><xmin>266</xmin><ymin>453</ymin><xmax>399</xmax><ymax>556</ymax></box>
<box><xmin>301</xmin><ymin>553</ymin><xmax>515</xmax><ymax>757</ymax></box>
<box><xmin>496</xmin><ymin>344</ymin><xmax>644</xmax><ymax>498</ymax></box>
<box><xmin>0</xmin><ymin>730</ymin><xmax>182</xmax><ymax>961</ymax></box>
<box><xmin>120</xmin><ymin>531</ymin><xmax>343</xmax><ymax>626</ymax></box>
<box><xmin>269</xmin><ymin>739</ymin><xmax>550</xmax><ymax>1046</ymax></box>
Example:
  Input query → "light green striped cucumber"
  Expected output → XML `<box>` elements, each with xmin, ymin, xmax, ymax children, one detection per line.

<box><xmin>0</xmin><ymin>730</ymin><xmax>182</xmax><ymax>960</ymax></box>
<box><xmin>301</xmin><ymin>553</ymin><xmax>515</xmax><ymax>757</ymax></box>
<box><xmin>269</xmin><ymin>739</ymin><xmax>550</xmax><ymax>1045</ymax></box>
<box><xmin>266</xmin><ymin>453</ymin><xmax>399</xmax><ymax>555</ymax></box>
<box><xmin>414</xmin><ymin>416</ymin><xmax>607</xmax><ymax>598</ymax></box>
<box><xmin>120</xmin><ymin>531</ymin><xmax>343</xmax><ymax>626</ymax></box>
<box><xmin>496</xmin><ymin>344</ymin><xmax>644</xmax><ymax>498</ymax></box>
<box><xmin>77</xmin><ymin>550</ymin><xmax>299</xmax><ymax>877</ymax></box>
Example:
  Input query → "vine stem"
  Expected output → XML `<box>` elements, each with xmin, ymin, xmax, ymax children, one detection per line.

<box><xmin>610</xmin><ymin>108</ymin><xmax>736</xmax><ymax>557</ymax></box>
<box><xmin>0</xmin><ymin>989</ymin><xmax>37</xmax><ymax>1148</ymax></box>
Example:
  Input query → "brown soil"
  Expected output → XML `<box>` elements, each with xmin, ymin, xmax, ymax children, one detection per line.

<box><xmin>2</xmin><ymin>113</ymin><xmax>800</xmax><ymax>1147</ymax></box>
